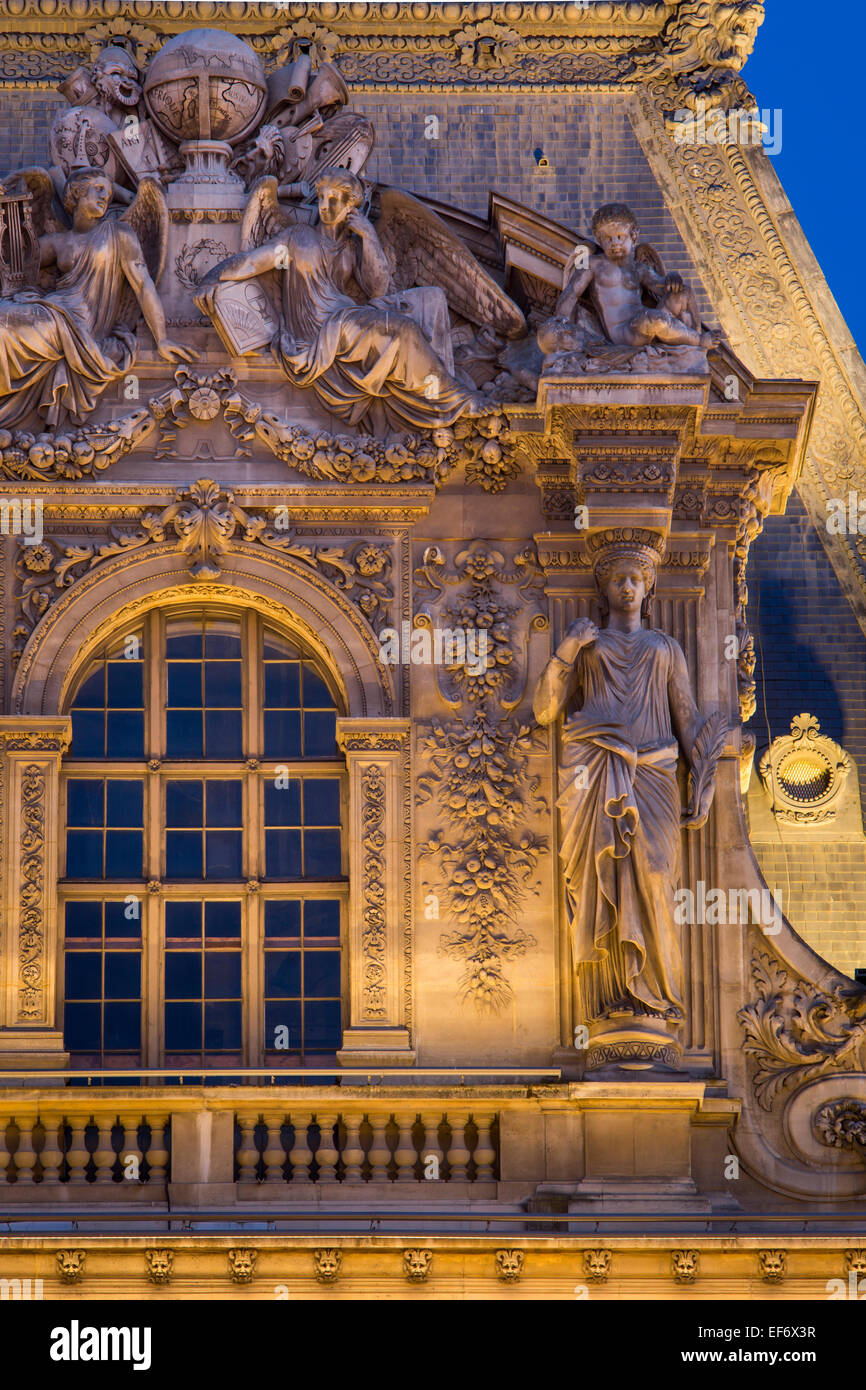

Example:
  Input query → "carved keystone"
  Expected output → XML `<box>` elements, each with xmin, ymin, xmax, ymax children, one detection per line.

<box><xmin>671</xmin><ymin>1250</ymin><xmax>699</xmax><ymax>1284</ymax></box>
<box><xmin>56</xmin><ymin>1249</ymin><xmax>85</xmax><ymax>1284</ymax></box>
<box><xmin>314</xmin><ymin>1248</ymin><xmax>342</xmax><ymax>1285</ymax></box>
<box><xmin>145</xmin><ymin>1249</ymin><xmax>174</xmax><ymax>1286</ymax></box>
<box><xmin>584</xmin><ymin>1249</ymin><xmax>611</xmax><ymax>1283</ymax></box>
<box><xmin>758</xmin><ymin>1250</ymin><xmax>786</xmax><ymax>1284</ymax></box>
<box><xmin>228</xmin><ymin>1248</ymin><xmax>257</xmax><ymax>1285</ymax></box>
<box><xmin>403</xmin><ymin>1249</ymin><xmax>433</xmax><ymax>1283</ymax></box>
<box><xmin>495</xmin><ymin>1249</ymin><xmax>524</xmax><ymax>1283</ymax></box>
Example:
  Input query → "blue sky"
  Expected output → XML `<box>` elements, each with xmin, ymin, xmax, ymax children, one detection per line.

<box><xmin>742</xmin><ymin>0</ymin><xmax>866</xmax><ymax>354</ymax></box>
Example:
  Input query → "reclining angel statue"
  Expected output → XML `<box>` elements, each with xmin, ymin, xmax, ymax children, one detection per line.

<box><xmin>537</xmin><ymin>202</ymin><xmax>721</xmax><ymax>376</ymax></box>
<box><xmin>194</xmin><ymin>165</ymin><xmax>525</xmax><ymax>434</ymax></box>
<box><xmin>0</xmin><ymin>165</ymin><xmax>196</xmax><ymax>431</ymax></box>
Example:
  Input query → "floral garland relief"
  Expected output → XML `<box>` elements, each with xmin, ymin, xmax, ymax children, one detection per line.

<box><xmin>415</xmin><ymin>543</ymin><xmax>548</xmax><ymax>1011</ymax></box>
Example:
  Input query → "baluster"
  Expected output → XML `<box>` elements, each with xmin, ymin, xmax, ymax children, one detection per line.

<box><xmin>314</xmin><ymin>1111</ymin><xmax>340</xmax><ymax>1184</ymax></box>
<box><xmin>340</xmin><ymin>1113</ymin><xmax>365</xmax><ymax>1183</ymax></box>
<box><xmin>366</xmin><ymin>1113</ymin><xmax>393</xmax><ymax>1184</ymax></box>
<box><xmin>419</xmin><ymin>1112</ymin><xmax>446</xmax><ymax>1184</ymax></box>
<box><xmin>115</xmin><ymin>1113</ymin><xmax>141</xmax><ymax>1185</ymax></box>
<box><xmin>393</xmin><ymin>1113</ymin><xmax>418</xmax><ymax>1181</ymax></box>
<box><xmin>261</xmin><ymin>1112</ymin><xmax>287</xmax><ymax>1183</ymax></box>
<box><xmin>235</xmin><ymin>1117</ymin><xmax>261</xmax><ymax>1185</ymax></box>
<box><xmin>91</xmin><ymin>1117</ymin><xmax>116</xmax><ymax>1185</ymax></box>
<box><xmin>471</xmin><ymin>1112</ymin><xmax>497</xmax><ymax>1182</ymax></box>
<box><xmin>286</xmin><ymin>1115</ymin><xmax>314</xmax><ymax>1185</ymax></box>
<box><xmin>11</xmin><ymin>1117</ymin><xmax>36</xmax><ymax>1184</ymax></box>
<box><xmin>0</xmin><ymin>1120</ymin><xmax>10</xmax><ymax>1185</ymax></box>
<box><xmin>64</xmin><ymin>1118</ymin><xmax>91</xmax><ymax>1184</ymax></box>
<box><xmin>447</xmin><ymin>1113</ymin><xmax>471</xmax><ymax>1182</ymax></box>
<box><xmin>36</xmin><ymin>1118</ymin><xmax>63</xmax><ymax>1185</ymax></box>
<box><xmin>144</xmin><ymin>1115</ymin><xmax>170</xmax><ymax>1185</ymax></box>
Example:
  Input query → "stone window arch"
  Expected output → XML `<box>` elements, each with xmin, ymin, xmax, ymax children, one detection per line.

<box><xmin>59</xmin><ymin>602</ymin><xmax>348</xmax><ymax>1073</ymax></box>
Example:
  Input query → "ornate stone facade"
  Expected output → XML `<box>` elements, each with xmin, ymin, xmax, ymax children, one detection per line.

<box><xmin>0</xmin><ymin>0</ymin><xmax>862</xmax><ymax>1303</ymax></box>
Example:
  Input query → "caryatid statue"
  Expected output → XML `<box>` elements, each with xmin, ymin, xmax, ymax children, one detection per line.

<box><xmin>532</xmin><ymin>530</ymin><xmax>726</xmax><ymax>1053</ymax></box>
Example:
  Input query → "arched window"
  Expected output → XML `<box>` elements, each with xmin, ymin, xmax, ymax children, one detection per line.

<box><xmin>61</xmin><ymin>608</ymin><xmax>346</xmax><ymax>1073</ymax></box>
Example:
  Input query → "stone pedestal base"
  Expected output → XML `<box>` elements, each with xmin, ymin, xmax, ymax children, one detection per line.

<box><xmin>585</xmin><ymin>1018</ymin><xmax>683</xmax><ymax>1074</ymax></box>
<box><xmin>337</xmin><ymin>1028</ymin><xmax>416</xmax><ymax>1069</ymax></box>
<box><xmin>0</xmin><ymin>1029</ymin><xmax>67</xmax><ymax>1075</ymax></box>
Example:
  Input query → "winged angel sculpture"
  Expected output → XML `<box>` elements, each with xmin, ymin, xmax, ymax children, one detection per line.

<box><xmin>0</xmin><ymin>166</ymin><xmax>195</xmax><ymax>430</ymax></box>
<box><xmin>195</xmin><ymin>167</ymin><xmax>525</xmax><ymax>434</ymax></box>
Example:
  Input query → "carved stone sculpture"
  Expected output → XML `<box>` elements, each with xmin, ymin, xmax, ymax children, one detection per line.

<box><xmin>50</xmin><ymin>45</ymin><xmax>143</xmax><ymax>203</ymax></box>
<box><xmin>533</xmin><ymin>529</ymin><xmax>726</xmax><ymax>1067</ymax></box>
<box><xmin>538</xmin><ymin>203</ymin><xmax>719</xmax><ymax>377</ymax></box>
<box><xmin>0</xmin><ymin>168</ymin><xmax>194</xmax><ymax>430</ymax></box>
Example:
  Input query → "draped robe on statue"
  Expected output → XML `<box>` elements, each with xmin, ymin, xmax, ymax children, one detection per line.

<box><xmin>0</xmin><ymin>218</ymin><xmax>136</xmax><ymax>430</ymax></box>
<box><xmin>534</xmin><ymin>627</ymin><xmax>685</xmax><ymax>1019</ymax></box>
<box><xmin>276</xmin><ymin>222</ymin><xmax>472</xmax><ymax>432</ymax></box>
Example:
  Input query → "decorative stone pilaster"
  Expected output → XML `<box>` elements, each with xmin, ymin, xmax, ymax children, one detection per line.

<box><xmin>0</xmin><ymin>717</ymin><xmax>71</xmax><ymax>1069</ymax></box>
<box><xmin>336</xmin><ymin>718</ymin><xmax>414</xmax><ymax>1066</ymax></box>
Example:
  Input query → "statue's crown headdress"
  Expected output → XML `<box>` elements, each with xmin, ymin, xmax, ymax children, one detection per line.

<box><xmin>587</xmin><ymin>527</ymin><xmax>666</xmax><ymax>587</ymax></box>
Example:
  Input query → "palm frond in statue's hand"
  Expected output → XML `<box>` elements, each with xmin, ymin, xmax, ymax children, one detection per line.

<box><xmin>682</xmin><ymin>710</ymin><xmax>728</xmax><ymax>829</ymax></box>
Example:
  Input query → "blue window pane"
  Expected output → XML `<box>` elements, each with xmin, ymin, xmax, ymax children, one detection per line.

<box><xmin>264</xmin><ymin>900</ymin><xmax>301</xmax><ymax>938</ymax></box>
<box><xmin>106</xmin><ymin>712</ymin><xmax>144</xmax><ymax>758</ymax></box>
<box><xmin>105</xmin><ymin>953</ymin><xmax>140</xmax><ymax>998</ymax></box>
<box><xmin>70</xmin><ymin>712</ymin><xmax>104</xmax><ymax>757</ymax></box>
<box><xmin>167</xmin><ymin>781</ymin><xmax>203</xmax><ymax>827</ymax></box>
<box><xmin>166</xmin><ymin>831</ymin><xmax>203</xmax><ymax>879</ymax></box>
<box><xmin>264</xmin><ymin>663</ymin><xmax>300</xmax><ymax>707</ymax></box>
<box><xmin>165</xmin><ymin>953</ymin><xmax>202</xmax><ymax>999</ymax></box>
<box><xmin>104</xmin><ymin>1001</ymin><xmax>140</xmax><ymax>1050</ymax></box>
<box><xmin>107</xmin><ymin>780</ymin><xmax>142</xmax><ymax>827</ymax></box>
<box><xmin>65</xmin><ymin>953</ymin><xmax>101</xmax><ymax>1000</ymax></box>
<box><xmin>66</xmin><ymin>830</ymin><xmax>103</xmax><ymax>879</ymax></box>
<box><xmin>204</xmin><ymin>661</ymin><xmax>241</xmax><ymax>707</ymax></box>
<box><xmin>204</xmin><ymin>1001</ymin><xmax>242</xmax><ymax>1050</ymax></box>
<box><xmin>65</xmin><ymin>901</ymin><xmax>101</xmax><ymax>939</ymax></box>
<box><xmin>265</xmin><ymin>999</ymin><xmax>301</xmax><ymax>1050</ymax></box>
<box><xmin>206</xmin><ymin>781</ymin><xmax>242</xmax><ymax>827</ymax></box>
<box><xmin>304</xmin><ymin>951</ymin><xmax>341</xmax><ymax>998</ymax></box>
<box><xmin>105</xmin><ymin>900</ymin><xmax>140</xmax><ymax>939</ymax></box>
<box><xmin>105</xmin><ymin>831</ymin><xmax>143</xmax><ymax>879</ymax></box>
<box><xmin>72</xmin><ymin>669</ymin><xmax>104</xmax><ymax>706</ymax></box>
<box><xmin>264</xmin><ymin>779</ymin><xmax>301</xmax><ymax>826</ymax></box>
<box><xmin>205</xmin><ymin>952</ymin><xmax>241</xmax><ymax>998</ymax></box>
<box><xmin>304</xmin><ymin>1000</ymin><xmax>342</xmax><ymax>1049</ymax></box>
<box><xmin>166</xmin><ymin>901</ymin><xmax>202</xmax><ymax>938</ymax></box>
<box><xmin>166</xmin><ymin>710</ymin><xmax>203</xmax><ymax>758</ymax></box>
<box><xmin>303</xmin><ymin>779</ymin><xmax>340</xmax><ymax>825</ymax></box>
<box><xmin>204</xmin><ymin>710</ymin><xmax>242</xmax><ymax>758</ymax></box>
<box><xmin>165</xmin><ymin>1001</ymin><xmax>201</xmax><ymax>1049</ymax></box>
<box><xmin>304</xmin><ymin>900</ymin><xmax>340</xmax><ymax>938</ymax></box>
<box><xmin>67</xmin><ymin>780</ymin><xmax>103</xmax><ymax>827</ymax></box>
<box><xmin>167</xmin><ymin>663</ymin><xmax>202</xmax><ymax>706</ymax></box>
<box><xmin>264</xmin><ymin>711</ymin><xmax>301</xmax><ymax>758</ymax></box>
<box><xmin>205</xmin><ymin>901</ymin><xmax>241</xmax><ymax>939</ymax></box>
<box><xmin>266</xmin><ymin>829</ymin><xmax>302</xmax><ymax>879</ymax></box>
<box><xmin>263</xmin><ymin>631</ymin><xmax>300</xmax><ymax>660</ymax></box>
<box><xmin>265</xmin><ymin>951</ymin><xmax>301</xmax><ymax>998</ymax></box>
<box><xmin>106</xmin><ymin>661</ymin><xmax>142</xmax><ymax>706</ymax></box>
<box><xmin>204</xmin><ymin>627</ymin><xmax>241</xmax><ymax>658</ymax></box>
<box><xmin>166</xmin><ymin>629</ymin><xmax>203</xmax><ymax>658</ymax></box>
<box><xmin>302</xmin><ymin>666</ymin><xmax>335</xmax><ymax>707</ymax></box>
<box><xmin>65</xmin><ymin>1002</ymin><xmax>101</xmax><ymax>1050</ymax></box>
<box><xmin>205</xmin><ymin>830</ymin><xmax>243</xmax><ymax>880</ymax></box>
<box><xmin>304</xmin><ymin>829</ymin><xmax>341</xmax><ymax>878</ymax></box>
<box><xmin>304</xmin><ymin>711</ymin><xmax>337</xmax><ymax>756</ymax></box>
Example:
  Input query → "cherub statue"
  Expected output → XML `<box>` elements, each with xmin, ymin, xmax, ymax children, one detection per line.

<box><xmin>538</xmin><ymin>202</ymin><xmax>720</xmax><ymax>376</ymax></box>
<box><xmin>195</xmin><ymin>165</ymin><xmax>524</xmax><ymax>434</ymax></box>
<box><xmin>0</xmin><ymin>167</ymin><xmax>196</xmax><ymax>430</ymax></box>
